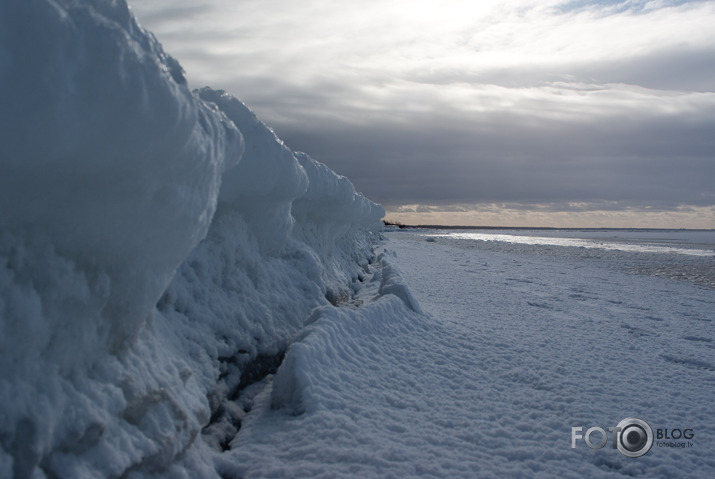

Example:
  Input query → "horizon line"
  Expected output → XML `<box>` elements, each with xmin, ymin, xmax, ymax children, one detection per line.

<box><xmin>382</xmin><ymin>222</ymin><xmax>715</xmax><ymax>232</ymax></box>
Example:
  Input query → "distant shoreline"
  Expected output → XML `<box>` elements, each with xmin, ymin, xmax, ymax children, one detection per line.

<box><xmin>384</xmin><ymin>223</ymin><xmax>715</xmax><ymax>232</ymax></box>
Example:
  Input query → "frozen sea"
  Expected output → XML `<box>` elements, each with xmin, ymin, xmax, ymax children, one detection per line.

<box><xmin>226</xmin><ymin>228</ymin><xmax>715</xmax><ymax>478</ymax></box>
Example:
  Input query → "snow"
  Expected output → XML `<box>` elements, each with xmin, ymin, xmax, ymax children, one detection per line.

<box><xmin>226</xmin><ymin>230</ymin><xmax>715</xmax><ymax>478</ymax></box>
<box><xmin>1</xmin><ymin>0</ymin><xmax>243</xmax><ymax>357</ymax></box>
<box><xmin>1</xmin><ymin>1</ymin><xmax>713</xmax><ymax>478</ymax></box>
<box><xmin>1</xmin><ymin>1</ymin><xmax>382</xmax><ymax>477</ymax></box>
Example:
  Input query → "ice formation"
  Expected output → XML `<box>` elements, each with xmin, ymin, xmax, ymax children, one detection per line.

<box><xmin>0</xmin><ymin>1</ymin><xmax>384</xmax><ymax>477</ymax></box>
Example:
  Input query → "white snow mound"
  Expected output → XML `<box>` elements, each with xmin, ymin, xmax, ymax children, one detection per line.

<box><xmin>0</xmin><ymin>1</ymin><xmax>384</xmax><ymax>477</ymax></box>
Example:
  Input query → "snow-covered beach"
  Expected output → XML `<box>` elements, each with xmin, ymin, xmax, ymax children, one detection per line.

<box><xmin>224</xmin><ymin>228</ymin><xmax>715</xmax><ymax>478</ymax></box>
<box><xmin>2</xmin><ymin>1</ymin><xmax>714</xmax><ymax>478</ymax></box>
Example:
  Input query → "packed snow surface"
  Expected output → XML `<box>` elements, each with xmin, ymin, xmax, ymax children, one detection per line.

<box><xmin>228</xmin><ymin>229</ymin><xmax>714</xmax><ymax>478</ymax></box>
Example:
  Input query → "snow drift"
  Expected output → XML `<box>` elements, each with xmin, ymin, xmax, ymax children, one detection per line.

<box><xmin>0</xmin><ymin>0</ymin><xmax>384</xmax><ymax>477</ymax></box>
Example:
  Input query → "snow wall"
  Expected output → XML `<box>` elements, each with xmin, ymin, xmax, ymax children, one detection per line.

<box><xmin>0</xmin><ymin>1</ymin><xmax>385</xmax><ymax>477</ymax></box>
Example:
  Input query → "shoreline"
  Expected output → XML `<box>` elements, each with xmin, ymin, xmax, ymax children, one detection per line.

<box><xmin>385</xmin><ymin>223</ymin><xmax>715</xmax><ymax>232</ymax></box>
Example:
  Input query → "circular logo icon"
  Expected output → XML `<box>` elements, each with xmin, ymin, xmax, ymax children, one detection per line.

<box><xmin>615</xmin><ymin>417</ymin><xmax>653</xmax><ymax>458</ymax></box>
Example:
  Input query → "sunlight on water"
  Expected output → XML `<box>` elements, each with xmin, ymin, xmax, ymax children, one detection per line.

<box><xmin>431</xmin><ymin>231</ymin><xmax>715</xmax><ymax>257</ymax></box>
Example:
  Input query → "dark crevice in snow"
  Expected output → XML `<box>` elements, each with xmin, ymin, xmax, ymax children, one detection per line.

<box><xmin>203</xmin><ymin>350</ymin><xmax>286</xmax><ymax>451</ymax></box>
<box><xmin>203</xmin><ymin>265</ymin><xmax>381</xmax><ymax>453</ymax></box>
<box><xmin>325</xmin><ymin>288</ymin><xmax>350</xmax><ymax>306</ymax></box>
<box><xmin>232</xmin><ymin>352</ymin><xmax>286</xmax><ymax>400</ymax></box>
<box><xmin>326</xmin><ymin>265</ymin><xmax>374</xmax><ymax>308</ymax></box>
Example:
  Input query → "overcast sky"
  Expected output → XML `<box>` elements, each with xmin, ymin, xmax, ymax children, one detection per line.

<box><xmin>130</xmin><ymin>0</ymin><xmax>715</xmax><ymax>227</ymax></box>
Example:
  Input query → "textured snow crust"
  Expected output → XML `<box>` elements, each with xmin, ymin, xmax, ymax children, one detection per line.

<box><xmin>226</xmin><ymin>231</ymin><xmax>714</xmax><ymax>478</ymax></box>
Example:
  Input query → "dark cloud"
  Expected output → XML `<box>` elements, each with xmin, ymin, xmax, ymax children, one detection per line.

<box><xmin>582</xmin><ymin>46</ymin><xmax>715</xmax><ymax>93</ymax></box>
<box><xmin>406</xmin><ymin>45</ymin><xmax>715</xmax><ymax>93</ymax></box>
<box><xmin>557</xmin><ymin>0</ymin><xmax>712</xmax><ymax>15</ymax></box>
<box><xmin>264</xmin><ymin>103</ymin><xmax>715</xmax><ymax>209</ymax></box>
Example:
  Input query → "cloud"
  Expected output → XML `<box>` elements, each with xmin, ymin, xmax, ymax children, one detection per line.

<box><xmin>270</xmin><ymin>85</ymin><xmax>715</xmax><ymax>206</ymax></box>
<box><xmin>130</xmin><ymin>0</ymin><xmax>715</xmax><ymax>226</ymax></box>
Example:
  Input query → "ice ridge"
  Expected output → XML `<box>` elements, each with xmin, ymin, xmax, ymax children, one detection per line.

<box><xmin>0</xmin><ymin>1</ymin><xmax>384</xmax><ymax>477</ymax></box>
